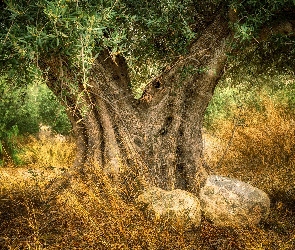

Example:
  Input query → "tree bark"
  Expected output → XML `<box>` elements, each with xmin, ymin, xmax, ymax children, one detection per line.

<box><xmin>44</xmin><ymin>15</ymin><xmax>230</xmax><ymax>192</ymax></box>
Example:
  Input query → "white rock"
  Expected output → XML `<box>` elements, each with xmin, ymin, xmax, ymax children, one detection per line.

<box><xmin>136</xmin><ymin>187</ymin><xmax>201</xmax><ymax>230</ymax></box>
<box><xmin>200</xmin><ymin>175</ymin><xmax>270</xmax><ymax>227</ymax></box>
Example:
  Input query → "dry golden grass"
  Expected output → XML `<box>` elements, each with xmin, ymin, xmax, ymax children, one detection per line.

<box><xmin>17</xmin><ymin>131</ymin><xmax>76</xmax><ymax>169</ymax></box>
<box><xmin>2</xmin><ymin>166</ymin><xmax>263</xmax><ymax>249</ymax></box>
<box><xmin>204</xmin><ymin>97</ymin><xmax>295</xmax><ymax>189</ymax></box>
<box><xmin>0</xmin><ymin>166</ymin><xmax>226</xmax><ymax>250</ymax></box>
<box><xmin>204</xmin><ymin>96</ymin><xmax>295</xmax><ymax>249</ymax></box>
<box><xmin>1</xmin><ymin>98</ymin><xmax>295</xmax><ymax>249</ymax></box>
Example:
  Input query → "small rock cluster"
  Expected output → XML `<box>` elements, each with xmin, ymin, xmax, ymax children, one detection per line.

<box><xmin>136</xmin><ymin>175</ymin><xmax>270</xmax><ymax>229</ymax></box>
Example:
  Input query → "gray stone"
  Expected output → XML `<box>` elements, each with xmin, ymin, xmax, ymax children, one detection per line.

<box><xmin>200</xmin><ymin>175</ymin><xmax>270</xmax><ymax>227</ymax></box>
<box><xmin>136</xmin><ymin>187</ymin><xmax>201</xmax><ymax>230</ymax></box>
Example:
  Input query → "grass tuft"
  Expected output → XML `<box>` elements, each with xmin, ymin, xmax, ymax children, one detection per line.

<box><xmin>17</xmin><ymin>130</ymin><xmax>76</xmax><ymax>169</ymax></box>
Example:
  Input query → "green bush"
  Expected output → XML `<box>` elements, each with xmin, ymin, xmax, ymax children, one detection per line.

<box><xmin>35</xmin><ymin>84</ymin><xmax>72</xmax><ymax>135</ymax></box>
<box><xmin>0</xmin><ymin>76</ymin><xmax>71</xmax><ymax>166</ymax></box>
<box><xmin>204</xmin><ymin>74</ymin><xmax>295</xmax><ymax>131</ymax></box>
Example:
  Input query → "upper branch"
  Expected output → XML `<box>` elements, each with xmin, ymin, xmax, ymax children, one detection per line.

<box><xmin>139</xmin><ymin>14</ymin><xmax>230</xmax><ymax>107</ymax></box>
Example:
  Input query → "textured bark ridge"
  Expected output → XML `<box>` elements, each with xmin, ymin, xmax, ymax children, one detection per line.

<box><xmin>44</xmin><ymin>15</ymin><xmax>230</xmax><ymax>192</ymax></box>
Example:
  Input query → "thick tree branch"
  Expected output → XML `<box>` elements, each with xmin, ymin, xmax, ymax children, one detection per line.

<box><xmin>139</xmin><ymin>15</ymin><xmax>230</xmax><ymax>108</ymax></box>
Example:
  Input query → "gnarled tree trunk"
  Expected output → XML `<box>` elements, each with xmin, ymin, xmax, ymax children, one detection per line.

<box><xmin>44</xmin><ymin>15</ymin><xmax>230</xmax><ymax>192</ymax></box>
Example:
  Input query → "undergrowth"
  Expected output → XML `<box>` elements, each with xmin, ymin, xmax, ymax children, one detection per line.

<box><xmin>203</xmin><ymin>95</ymin><xmax>295</xmax><ymax>249</ymax></box>
<box><xmin>18</xmin><ymin>128</ymin><xmax>76</xmax><ymax>169</ymax></box>
<box><xmin>0</xmin><ymin>164</ymin><xmax>278</xmax><ymax>250</ymax></box>
<box><xmin>1</xmin><ymin>93</ymin><xmax>295</xmax><ymax>248</ymax></box>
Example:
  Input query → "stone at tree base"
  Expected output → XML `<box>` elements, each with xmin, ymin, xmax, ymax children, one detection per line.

<box><xmin>136</xmin><ymin>187</ymin><xmax>201</xmax><ymax>230</ymax></box>
<box><xmin>199</xmin><ymin>175</ymin><xmax>270</xmax><ymax>227</ymax></box>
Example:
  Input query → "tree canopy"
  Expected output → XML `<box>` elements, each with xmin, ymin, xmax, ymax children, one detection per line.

<box><xmin>1</xmin><ymin>0</ymin><xmax>295</xmax><ymax>91</ymax></box>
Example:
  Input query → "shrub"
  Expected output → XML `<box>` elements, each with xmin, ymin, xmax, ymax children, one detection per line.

<box><xmin>0</xmin><ymin>76</ymin><xmax>71</xmax><ymax>166</ymax></box>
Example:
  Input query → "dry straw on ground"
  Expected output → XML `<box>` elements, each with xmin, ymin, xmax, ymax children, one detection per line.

<box><xmin>18</xmin><ymin>130</ymin><xmax>76</xmax><ymax>169</ymax></box>
<box><xmin>1</xmin><ymin>98</ymin><xmax>295</xmax><ymax>249</ymax></box>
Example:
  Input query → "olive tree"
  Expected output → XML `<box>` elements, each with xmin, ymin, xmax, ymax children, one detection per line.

<box><xmin>1</xmin><ymin>0</ymin><xmax>295</xmax><ymax>191</ymax></box>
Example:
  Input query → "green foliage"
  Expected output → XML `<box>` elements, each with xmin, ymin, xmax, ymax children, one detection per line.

<box><xmin>0</xmin><ymin>77</ymin><xmax>39</xmax><ymax>134</ymax></box>
<box><xmin>0</xmin><ymin>0</ymin><xmax>211</xmax><ymax>88</ymax></box>
<box><xmin>0</xmin><ymin>0</ymin><xmax>294</xmax><ymax>92</ymax></box>
<box><xmin>0</xmin><ymin>125</ymin><xmax>22</xmax><ymax>166</ymax></box>
<box><xmin>37</xmin><ymin>85</ymin><xmax>72</xmax><ymax>135</ymax></box>
<box><xmin>0</xmin><ymin>76</ymin><xmax>71</xmax><ymax>166</ymax></box>
<box><xmin>227</xmin><ymin>0</ymin><xmax>295</xmax><ymax>76</ymax></box>
<box><xmin>204</xmin><ymin>73</ymin><xmax>295</xmax><ymax>130</ymax></box>
<box><xmin>231</xmin><ymin>0</ymin><xmax>295</xmax><ymax>39</ymax></box>
<box><xmin>0</xmin><ymin>77</ymin><xmax>36</xmax><ymax>165</ymax></box>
